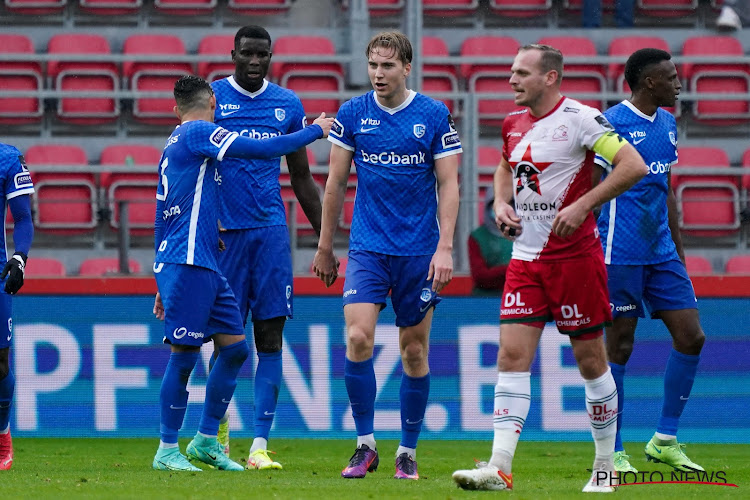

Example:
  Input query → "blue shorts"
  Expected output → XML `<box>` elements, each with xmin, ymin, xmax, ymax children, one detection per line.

<box><xmin>342</xmin><ymin>250</ymin><xmax>442</xmax><ymax>328</ymax></box>
<box><xmin>217</xmin><ymin>226</ymin><xmax>293</xmax><ymax>324</ymax></box>
<box><xmin>607</xmin><ymin>258</ymin><xmax>698</xmax><ymax>320</ymax></box>
<box><xmin>0</xmin><ymin>293</ymin><xmax>11</xmax><ymax>349</ymax></box>
<box><xmin>155</xmin><ymin>263</ymin><xmax>244</xmax><ymax>346</ymax></box>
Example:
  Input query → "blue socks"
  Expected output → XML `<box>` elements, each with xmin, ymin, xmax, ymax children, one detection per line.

<box><xmin>254</xmin><ymin>351</ymin><xmax>282</xmax><ymax>440</ymax></box>
<box><xmin>344</xmin><ymin>357</ymin><xmax>376</xmax><ymax>436</ymax></box>
<box><xmin>199</xmin><ymin>340</ymin><xmax>250</xmax><ymax>436</ymax></box>
<box><xmin>0</xmin><ymin>369</ymin><xmax>15</xmax><ymax>431</ymax></box>
<box><xmin>400</xmin><ymin>373</ymin><xmax>430</xmax><ymax>449</ymax></box>
<box><xmin>609</xmin><ymin>362</ymin><xmax>626</xmax><ymax>452</ymax></box>
<box><xmin>159</xmin><ymin>351</ymin><xmax>199</xmax><ymax>444</ymax></box>
<box><xmin>658</xmin><ymin>349</ymin><xmax>700</xmax><ymax>436</ymax></box>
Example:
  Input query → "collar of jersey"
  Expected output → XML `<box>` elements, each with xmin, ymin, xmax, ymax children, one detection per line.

<box><xmin>228</xmin><ymin>76</ymin><xmax>268</xmax><ymax>98</ymax></box>
<box><xmin>622</xmin><ymin>99</ymin><xmax>657</xmax><ymax>122</ymax></box>
<box><xmin>372</xmin><ymin>89</ymin><xmax>416</xmax><ymax>115</ymax></box>
<box><xmin>529</xmin><ymin>96</ymin><xmax>565</xmax><ymax>122</ymax></box>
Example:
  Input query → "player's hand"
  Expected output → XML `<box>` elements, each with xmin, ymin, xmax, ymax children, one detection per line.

<box><xmin>312</xmin><ymin>247</ymin><xmax>339</xmax><ymax>288</ymax></box>
<box><xmin>153</xmin><ymin>292</ymin><xmax>165</xmax><ymax>321</ymax></box>
<box><xmin>428</xmin><ymin>247</ymin><xmax>453</xmax><ymax>293</ymax></box>
<box><xmin>552</xmin><ymin>201</ymin><xmax>589</xmax><ymax>238</ymax></box>
<box><xmin>0</xmin><ymin>252</ymin><xmax>26</xmax><ymax>295</ymax></box>
<box><xmin>312</xmin><ymin>112</ymin><xmax>335</xmax><ymax>138</ymax></box>
<box><xmin>494</xmin><ymin>200</ymin><xmax>522</xmax><ymax>241</ymax></box>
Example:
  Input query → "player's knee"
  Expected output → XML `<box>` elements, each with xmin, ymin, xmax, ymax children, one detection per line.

<box><xmin>606</xmin><ymin>338</ymin><xmax>634</xmax><ymax>364</ymax></box>
<box><xmin>676</xmin><ymin>328</ymin><xmax>705</xmax><ymax>355</ymax></box>
<box><xmin>226</xmin><ymin>339</ymin><xmax>251</xmax><ymax>364</ymax></box>
<box><xmin>400</xmin><ymin>339</ymin><xmax>427</xmax><ymax>366</ymax></box>
<box><xmin>255</xmin><ymin>330</ymin><xmax>283</xmax><ymax>353</ymax></box>
<box><xmin>498</xmin><ymin>346</ymin><xmax>532</xmax><ymax>372</ymax></box>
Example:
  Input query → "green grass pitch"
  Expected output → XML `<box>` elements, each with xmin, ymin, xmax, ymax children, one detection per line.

<box><xmin>1</xmin><ymin>439</ymin><xmax>747</xmax><ymax>499</ymax></box>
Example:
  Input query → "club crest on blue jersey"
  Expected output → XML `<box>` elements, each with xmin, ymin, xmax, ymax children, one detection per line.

<box><xmin>413</xmin><ymin>124</ymin><xmax>426</xmax><ymax>138</ymax></box>
<box><xmin>275</xmin><ymin>108</ymin><xmax>286</xmax><ymax>121</ymax></box>
<box><xmin>669</xmin><ymin>131</ymin><xmax>677</xmax><ymax>146</ymax></box>
<box><xmin>420</xmin><ymin>288</ymin><xmax>432</xmax><ymax>302</ymax></box>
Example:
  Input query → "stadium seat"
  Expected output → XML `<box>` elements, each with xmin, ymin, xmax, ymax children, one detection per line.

<box><xmin>422</xmin><ymin>36</ymin><xmax>459</xmax><ymax>114</ymax></box>
<box><xmin>100</xmin><ymin>144</ymin><xmax>160</xmax><ymax>235</ymax></box>
<box><xmin>198</xmin><ymin>35</ymin><xmax>235</xmax><ymax>83</ymax></box>
<box><xmin>637</xmin><ymin>0</ymin><xmax>697</xmax><ymax>18</ymax></box>
<box><xmin>460</xmin><ymin>36</ymin><xmax>521</xmax><ymax>127</ymax></box>
<box><xmin>340</xmin><ymin>180</ymin><xmax>358</xmax><ymax>232</ymax></box>
<box><xmin>123</xmin><ymin>34</ymin><xmax>193</xmax><ymax>125</ymax></box>
<box><xmin>536</xmin><ymin>36</ymin><xmax>606</xmax><ymax>110</ymax></box>
<box><xmin>367</xmin><ymin>0</ymin><xmax>404</xmax><ymax>16</ymax></box>
<box><xmin>47</xmin><ymin>34</ymin><xmax>119</xmax><ymax>125</ymax></box>
<box><xmin>0</xmin><ymin>34</ymin><xmax>43</xmax><ymax>125</ymax></box>
<box><xmin>281</xmin><ymin>181</ymin><xmax>324</xmax><ymax>239</ymax></box>
<box><xmin>271</xmin><ymin>36</ymin><xmax>343</xmax><ymax>118</ymax></box>
<box><xmin>682</xmin><ymin>36</ymin><xmax>750</xmax><ymax>125</ymax></box>
<box><xmin>25</xmin><ymin>257</ymin><xmax>66</xmax><ymax>277</ymax></box>
<box><xmin>563</xmin><ymin>0</ymin><xmax>613</xmax><ymax>14</ymax></box>
<box><xmin>154</xmin><ymin>0</ymin><xmax>216</xmax><ymax>16</ymax></box>
<box><xmin>423</xmin><ymin>0</ymin><xmax>478</xmax><ymax>17</ymax></box>
<box><xmin>78</xmin><ymin>0</ymin><xmax>141</xmax><ymax>15</ymax></box>
<box><xmin>684</xmin><ymin>255</ymin><xmax>713</xmax><ymax>275</ymax></box>
<box><xmin>725</xmin><ymin>255</ymin><xmax>750</xmax><ymax>275</ymax></box>
<box><xmin>477</xmin><ymin>146</ymin><xmax>502</xmax><ymax>224</ymax></box>
<box><xmin>489</xmin><ymin>0</ymin><xmax>551</xmax><ymax>18</ymax></box>
<box><xmin>79</xmin><ymin>257</ymin><xmax>142</xmax><ymax>276</ymax></box>
<box><xmin>672</xmin><ymin>146</ymin><xmax>740</xmax><ymax>237</ymax></box>
<box><xmin>25</xmin><ymin>144</ymin><xmax>98</xmax><ymax>234</ymax></box>
<box><xmin>4</xmin><ymin>0</ymin><xmax>66</xmax><ymax>15</ymax></box>
<box><xmin>227</xmin><ymin>0</ymin><xmax>291</xmax><ymax>15</ymax></box>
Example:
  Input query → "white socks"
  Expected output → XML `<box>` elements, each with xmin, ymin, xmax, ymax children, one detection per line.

<box><xmin>584</xmin><ymin>368</ymin><xmax>618</xmax><ymax>464</ymax></box>
<box><xmin>489</xmin><ymin>372</ymin><xmax>531</xmax><ymax>473</ymax></box>
<box><xmin>251</xmin><ymin>437</ymin><xmax>268</xmax><ymax>453</ymax></box>
<box><xmin>357</xmin><ymin>433</ymin><xmax>376</xmax><ymax>450</ymax></box>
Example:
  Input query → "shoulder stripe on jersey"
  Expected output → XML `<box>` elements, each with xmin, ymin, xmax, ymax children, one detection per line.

<box><xmin>328</xmin><ymin>136</ymin><xmax>354</xmax><ymax>152</ymax></box>
<box><xmin>434</xmin><ymin>148</ymin><xmax>463</xmax><ymax>160</ymax></box>
<box><xmin>604</xmin><ymin>197</ymin><xmax>616</xmax><ymax>265</ymax></box>
<box><xmin>216</xmin><ymin>132</ymin><xmax>239</xmax><ymax>161</ymax></box>
<box><xmin>6</xmin><ymin>188</ymin><xmax>34</xmax><ymax>200</ymax></box>
<box><xmin>187</xmin><ymin>159</ymin><xmax>208</xmax><ymax>265</ymax></box>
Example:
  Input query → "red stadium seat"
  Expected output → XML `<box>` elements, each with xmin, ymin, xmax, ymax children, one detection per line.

<box><xmin>79</xmin><ymin>0</ymin><xmax>141</xmax><ymax>15</ymax></box>
<box><xmin>228</xmin><ymin>0</ymin><xmax>291</xmax><ymax>15</ymax></box>
<box><xmin>47</xmin><ymin>34</ymin><xmax>119</xmax><ymax>125</ymax></box>
<box><xmin>0</xmin><ymin>34</ymin><xmax>43</xmax><ymax>125</ymax></box>
<box><xmin>672</xmin><ymin>146</ymin><xmax>740</xmax><ymax>237</ymax></box>
<box><xmin>477</xmin><ymin>146</ymin><xmax>502</xmax><ymax>223</ymax></box>
<box><xmin>271</xmin><ymin>36</ymin><xmax>343</xmax><ymax>118</ymax></box>
<box><xmin>198</xmin><ymin>35</ymin><xmax>235</xmax><ymax>83</ymax></box>
<box><xmin>154</xmin><ymin>0</ymin><xmax>216</xmax><ymax>15</ymax></box>
<box><xmin>25</xmin><ymin>257</ymin><xmax>66</xmax><ymax>277</ymax></box>
<box><xmin>367</xmin><ymin>0</ymin><xmax>404</xmax><ymax>16</ymax></box>
<box><xmin>537</xmin><ymin>36</ymin><xmax>605</xmax><ymax>110</ymax></box>
<box><xmin>460</xmin><ymin>36</ymin><xmax>521</xmax><ymax>127</ymax></box>
<box><xmin>422</xmin><ymin>36</ymin><xmax>459</xmax><ymax>114</ymax></box>
<box><xmin>682</xmin><ymin>36</ymin><xmax>750</xmax><ymax>125</ymax></box>
<box><xmin>637</xmin><ymin>0</ymin><xmax>697</xmax><ymax>18</ymax></box>
<box><xmin>79</xmin><ymin>257</ymin><xmax>142</xmax><ymax>276</ymax></box>
<box><xmin>684</xmin><ymin>255</ymin><xmax>713</xmax><ymax>275</ymax></box>
<box><xmin>25</xmin><ymin>144</ymin><xmax>97</xmax><ymax>234</ymax></box>
<box><xmin>123</xmin><ymin>34</ymin><xmax>193</xmax><ymax>125</ymax></box>
<box><xmin>725</xmin><ymin>255</ymin><xmax>750</xmax><ymax>275</ymax></box>
<box><xmin>423</xmin><ymin>0</ymin><xmax>478</xmax><ymax>17</ymax></box>
<box><xmin>340</xmin><ymin>181</ymin><xmax>358</xmax><ymax>232</ymax></box>
<box><xmin>280</xmin><ymin>181</ymin><xmax>323</xmax><ymax>239</ymax></box>
<box><xmin>489</xmin><ymin>0</ymin><xmax>551</xmax><ymax>18</ymax></box>
<box><xmin>4</xmin><ymin>0</ymin><xmax>66</xmax><ymax>15</ymax></box>
<box><xmin>100</xmin><ymin>144</ymin><xmax>161</xmax><ymax>235</ymax></box>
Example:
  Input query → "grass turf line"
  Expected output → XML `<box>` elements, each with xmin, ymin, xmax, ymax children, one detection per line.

<box><xmin>1</xmin><ymin>439</ymin><xmax>747</xmax><ymax>499</ymax></box>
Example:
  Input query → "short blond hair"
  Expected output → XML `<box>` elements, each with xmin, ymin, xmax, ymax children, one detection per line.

<box><xmin>366</xmin><ymin>31</ymin><xmax>412</xmax><ymax>65</ymax></box>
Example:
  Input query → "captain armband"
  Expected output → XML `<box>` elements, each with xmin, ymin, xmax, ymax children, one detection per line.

<box><xmin>591</xmin><ymin>132</ymin><xmax>627</xmax><ymax>164</ymax></box>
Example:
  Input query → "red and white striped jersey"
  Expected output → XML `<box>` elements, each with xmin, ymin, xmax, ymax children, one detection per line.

<box><xmin>502</xmin><ymin>97</ymin><xmax>613</xmax><ymax>262</ymax></box>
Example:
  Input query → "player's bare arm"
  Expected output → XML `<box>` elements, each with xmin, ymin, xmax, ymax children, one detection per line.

<box><xmin>493</xmin><ymin>157</ymin><xmax>522</xmax><ymax>240</ymax></box>
<box><xmin>313</xmin><ymin>143</ymin><xmax>352</xmax><ymax>287</ymax></box>
<box><xmin>429</xmin><ymin>154</ymin><xmax>459</xmax><ymax>293</ymax></box>
<box><xmin>553</xmin><ymin>138</ymin><xmax>647</xmax><ymax>238</ymax></box>
<box><xmin>287</xmin><ymin>146</ymin><xmax>323</xmax><ymax>237</ymax></box>
<box><xmin>666</xmin><ymin>171</ymin><xmax>686</xmax><ymax>263</ymax></box>
<box><xmin>153</xmin><ymin>292</ymin><xmax>164</xmax><ymax>321</ymax></box>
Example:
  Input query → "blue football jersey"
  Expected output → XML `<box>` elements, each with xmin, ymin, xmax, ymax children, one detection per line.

<box><xmin>155</xmin><ymin>120</ymin><xmax>239</xmax><ymax>272</ymax></box>
<box><xmin>212</xmin><ymin>77</ymin><xmax>307</xmax><ymax>229</ymax></box>
<box><xmin>0</xmin><ymin>144</ymin><xmax>34</xmax><ymax>268</ymax></box>
<box><xmin>328</xmin><ymin>91</ymin><xmax>462</xmax><ymax>256</ymax></box>
<box><xmin>596</xmin><ymin>100</ymin><xmax>679</xmax><ymax>265</ymax></box>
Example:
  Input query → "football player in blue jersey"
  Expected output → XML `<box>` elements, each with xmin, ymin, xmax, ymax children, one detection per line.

<box><xmin>0</xmin><ymin>146</ymin><xmax>33</xmax><ymax>471</ymax></box>
<box><xmin>151</xmin><ymin>75</ymin><xmax>331</xmax><ymax>472</ymax></box>
<box><xmin>595</xmin><ymin>48</ymin><xmax>706</xmax><ymax>474</ymax></box>
<box><xmin>209</xmin><ymin>25</ymin><xmax>326</xmax><ymax>469</ymax></box>
<box><xmin>313</xmin><ymin>31</ymin><xmax>461</xmax><ymax>480</ymax></box>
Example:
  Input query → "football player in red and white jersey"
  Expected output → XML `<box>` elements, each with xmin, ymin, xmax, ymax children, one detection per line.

<box><xmin>452</xmin><ymin>44</ymin><xmax>648</xmax><ymax>493</ymax></box>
